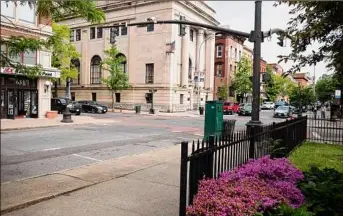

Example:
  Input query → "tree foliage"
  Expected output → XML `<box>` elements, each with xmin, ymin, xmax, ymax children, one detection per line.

<box><xmin>275</xmin><ymin>1</ymin><xmax>343</xmax><ymax>89</ymax></box>
<box><xmin>289</xmin><ymin>85</ymin><xmax>316</xmax><ymax>107</ymax></box>
<box><xmin>315</xmin><ymin>75</ymin><xmax>339</xmax><ymax>103</ymax></box>
<box><xmin>265</xmin><ymin>66</ymin><xmax>281</xmax><ymax>102</ymax></box>
<box><xmin>101</xmin><ymin>46</ymin><xmax>131</xmax><ymax>111</ymax></box>
<box><xmin>217</xmin><ymin>85</ymin><xmax>228</xmax><ymax>101</ymax></box>
<box><xmin>231</xmin><ymin>55</ymin><xmax>253</xmax><ymax>97</ymax></box>
<box><xmin>0</xmin><ymin>0</ymin><xmax>105</xmax><ymax>77</ymax></box>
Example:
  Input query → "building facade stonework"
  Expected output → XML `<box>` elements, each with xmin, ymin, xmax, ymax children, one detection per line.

<box><xmin>0</xmin><ymin>1</ymin><xmax>60</xmax><ymax>119</ymax></box>
<box><xmin>57</xmin><ymin>1</ymin><xmax>219</xmax><ymax>112</ymax></box>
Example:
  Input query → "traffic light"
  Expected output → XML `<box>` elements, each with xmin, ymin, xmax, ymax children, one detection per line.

<box><xmin>277</xmin><ymin>34</ymin><xmax>284</xmax><ymax>47</ymax></box>
<box><xmin>110</xmin><ymin>27</ymin><xmax>118</xmax><ymax>44</ymax></box>
<box><xmin>179</xmin><ymin>16</ymin><xmax>186</xmax><ymax>36</ymax></box>
<box><xmin>262</xmin><ymin>73</ymin><xmax>271</xmax><ymax>83</ymax></box>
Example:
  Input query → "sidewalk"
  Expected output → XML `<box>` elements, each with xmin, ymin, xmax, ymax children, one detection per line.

<box><xmin>1</xmin><ymin>115</ymin><xmax>121</xmax><ymax>131</ymax></box>
<box><xmin>1</xmin><ymin>145</ymin><xmax>182</xmax><ymax>216</ymax></box>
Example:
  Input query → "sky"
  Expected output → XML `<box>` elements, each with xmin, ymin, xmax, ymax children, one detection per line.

<box><xmin>205</xmin><ymin>1</ymin><xmax>329</xmax><ymax>82</ymax></box>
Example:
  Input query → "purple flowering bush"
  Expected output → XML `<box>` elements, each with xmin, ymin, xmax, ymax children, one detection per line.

<box><xmin>187</xmin><ymin>156</ymin><xmax>305</xmax><ymax>216</ymax></box>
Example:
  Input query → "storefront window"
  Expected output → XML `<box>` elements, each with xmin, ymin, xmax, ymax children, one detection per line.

<box><xmin>18</xmin><ymin>3</ymin><xmax>36</xmax><ymax>24</ymax></box>
<box><xmin>31</xmin><ymin>92</ymin><xmax>38</xmax><ymax>115</ymax></box>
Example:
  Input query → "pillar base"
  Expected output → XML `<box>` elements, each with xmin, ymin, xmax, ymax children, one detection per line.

<box><xmin>61</xmin><ymin>108</ymin><xmax>73</xmax><ymax>123</ymax></box>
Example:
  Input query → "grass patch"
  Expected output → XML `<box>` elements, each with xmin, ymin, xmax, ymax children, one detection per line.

<box><xmin>289</xmin><ymin>142</ymin><xmax>343</xmax><ymax>173</ymax></box>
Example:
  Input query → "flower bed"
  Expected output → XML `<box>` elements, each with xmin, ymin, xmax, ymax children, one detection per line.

<box><xmin>187</xmin><ymin>156</ymin><xmax>305</xmax><ymax>216</ymax></box>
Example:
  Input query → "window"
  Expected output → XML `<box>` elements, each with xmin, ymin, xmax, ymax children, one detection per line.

<box><xmin>230</xmin><ymin>64</ymin><xmax>233</xmax><ymax>73</ymax></box>
<box><xmin>76</xmin><ymin>29</ymin><xmax>81</xmax><ymax>41</ymax></box>
<box><xmin>90</xmin><ymin>56</ymin><xmax>102</xmax><ymax>84</ymax></box>
<box><xmin>18</xmin><ymin>3</ymin><xmax>35</xmax><ymax>23</ymax></box>
<box><xmin>97</xmin><ymin>27</ymin><xmax>103</xmax><ymax>38</ymax></box>
<box><xmin>90</xmin><ymin>27</ymin><xmax>96</xmax><ymax>39</ymax></box>
<box><xmin>234</xmin><ymin>48</ymin><xmax>237</xmax><ymax>60</ymax></box>
<box><xmin>145</xmin><ymin>93</ymin><xmax>152</xmax><ymax>103</ymax></box>
<box><xmin>115</xmin><ymin>93</ymin><xmax>121</xmax><ymax>103</ymax></box>
<box><xmin>180</xmin><ymin>94</ymin><xmax>184</xmax><ymax>104</ymax></box>
<box><xmin>216</xmin><ymin>45</ymin><xmax>223</xmax><ymax>58</ymax></box>
<box><xmin>215</xmin><ymin>63</ymin><xmax>223</xmax><ymax>77</ymax></box>
<box><xmin>239</xmin><ymin>50</ymin><xmax>242</xmax><ymax>60</ymax></box>
<box><xmin>230</xmin><ymin>46</ymin><xmax>234</xmax><ymax>59</ymax></box>
<box><xmin>71</xmin><ymin>59</ymin><xmax>80</xmax><ymax>85</ymax></box>
<box><xmin>188</xmin><ymin>58</ymin><xmax>192</xmax><ymax>81</ymax></box>
<box><xmin>92</xmin><ymin>93</ymin><xmax>97</xmax><ymax>101</ymax></box>
<box><xmin>23</xmin><ymin>50</ymin><xmax>36</xmax><ymax>65</ymax></box>
<box><xmin>147</xmin><ymin>23</ymin><xmax>154</xmax><ymax>32</ymax></box>
<box><xmin>1</xmin><ymin>1</ymin><xmax>14</xmax><ymax>18</ymax></box>
<box><xmin>190</xmin><ymin>30</ymin><xmax>194</xmax><ymax>42</ymax></box>
<box><xmin>234</xmin><ymin>66</ymin><xmax>237</xmax><ymax>72</ymax></box>
<box><xmin>116</xmin><ymin>54</ymin><xmax>127</xmax><ymax>73</ymax></box>
<box><xmin>71</xmin><ymin>92</ymin><xmax>76</xmax><ymax>101</ymax></box>
<box><xmin>70</xmin><ymin>30</ymin><xmax>75</xmax><ymax>42</ymax></box>
<box><xmin>145</xmin><ymin>63</ymin><xmax>154</xmax><ymax>84</ymax></box>
<box><xmin>121</xmin><ymin>23</ymin><xmax>127</xmax><ymax>36</ymax></box>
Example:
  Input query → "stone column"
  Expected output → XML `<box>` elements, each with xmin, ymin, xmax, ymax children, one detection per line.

<box><xmin>205</xmin><ymin>32</ymin><xmax>215</xmax><ymax>89</ymax></box>
<box><xmin>81</xmin><ymin>29</ymin><xmax>89</xmax><ymax>85</ymax></box>
<box><xmin>197</xmin><ymin>29</ymin><xmax>205</xmax><ymax>73</ymax></box>
<box><xmin>181</xmin><ymin>26</ymin><xmax>189</xmax><ymax>87</ymax></box>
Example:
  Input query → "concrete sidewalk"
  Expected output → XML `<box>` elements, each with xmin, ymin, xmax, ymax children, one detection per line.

<box><xmin>1</xmin><ymin>145</ymin><xmax>181</xmax><ymax>216</ymax></box>
<box><xmin>1</xmin><ymin>115</ymin><xmax>120</xmax><ymax>131</ymax></box>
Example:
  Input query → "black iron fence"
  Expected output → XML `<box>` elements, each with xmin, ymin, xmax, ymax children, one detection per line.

<box><xmin>307</xmin><ymin>117</ymin><xmax>343</xmax><ymax>144</ymax></box>
<box><xmin>179</xmin><ymin>116</ymin><xmax>308</xmax><ymax>216</ymax></box>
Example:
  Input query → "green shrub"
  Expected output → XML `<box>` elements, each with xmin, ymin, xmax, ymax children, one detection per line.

<box><xmin>298</xmin><ymin>166</ymin><xmax>343</xmax><ymax>216</ymax></box>
<box><xmin>255</xmin><ymin>204</ymin><xmax>313</xmax><ymax>216</ymax></box>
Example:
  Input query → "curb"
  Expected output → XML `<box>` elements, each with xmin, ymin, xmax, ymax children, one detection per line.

<box><xmin>1</xmin><ymin>124</ymin><xmax>65</xmax><ymax>132</ymax></box>
<box><xmin>0</xmin><ymin>145</ymin><xmax>180</xmax><ymax>214</ymax></box>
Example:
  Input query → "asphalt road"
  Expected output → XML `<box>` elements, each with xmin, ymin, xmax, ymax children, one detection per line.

<box><xmin>1</xmin><ymin>110</ymin><xmax>285</xmax><ymax>182</ymax></box>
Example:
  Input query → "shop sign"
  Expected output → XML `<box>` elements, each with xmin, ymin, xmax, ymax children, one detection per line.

<box><xmin>1</xmin><ymin>67</ymin><xmax>60</xmax><ymax>78</ymax></box>
<box><xmin>335</xmin><ymin>90</ymin><xmax>341</xmax><ymax>99</ymax></box>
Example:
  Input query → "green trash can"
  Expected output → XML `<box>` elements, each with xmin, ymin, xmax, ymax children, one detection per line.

<box><xmin>204</xmin><ymin>101</ymin><xmax>223</xmax><ymax>140</ymax></box>
<box><xmin>135</xmin><ymin>105</ymin><xmax>141</xmax><ymax>114</ymax></box>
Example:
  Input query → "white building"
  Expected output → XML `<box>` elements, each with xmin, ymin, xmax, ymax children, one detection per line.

<box><xmin>58</xmin><ymin>0</ymin><xmax>219</xmax><ymax>112</ymax></box>
<box><xmin>0</xmin><ymin>1</ymin><xmax>60</xmax><ymax>119</ymax></box>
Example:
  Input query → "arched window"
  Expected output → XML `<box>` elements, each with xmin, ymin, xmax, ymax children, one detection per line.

<box><xmin>71</xmin><ymin>59</ymin><xmax>80</xmax><ymax>85</ymax></box>
<box><xmin>116</xmin><ymin>53</ymin><xmax>127</xmax><ymax>73</ymax></box>
<box><xmin>90</xmin><ymin>55</ymin><xmax>102</xmax><ymax>84</ymax></box>
<box><xmin>188</xmin><ymin>58</ymin><xmax>192</xmax><ymax>81</ymax></box>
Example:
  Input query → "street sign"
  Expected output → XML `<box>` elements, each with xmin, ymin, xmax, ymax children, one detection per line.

<box><xmin>335</xmin><ymin>90</ymin><xmax>341</xmax><ymax>99</ymax></box>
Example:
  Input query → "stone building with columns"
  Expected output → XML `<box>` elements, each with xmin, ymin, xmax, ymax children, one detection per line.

<box><xmin>57</xmin><ymin>0</ymin><xmax>219</xmax><ymax>112</ymax></box>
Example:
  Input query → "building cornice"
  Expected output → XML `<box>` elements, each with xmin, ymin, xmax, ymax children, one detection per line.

<box><xmin>0</xmin><ymin>22</ymin><xmax>53</xmax><ymax>37</ymax></box>
<box><xmin>177</xmin><ymin>1</ymin><xmax>219</xmax><ymax>26</ymax></box>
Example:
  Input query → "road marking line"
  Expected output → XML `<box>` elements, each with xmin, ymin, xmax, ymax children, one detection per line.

<box><xmin>312</xmin><ymin>131</ymin><xmax>321</xmax><ymax>139</ymax></box>
<box><xmin>42</xmin><ymin>147</ymin><xmax>61</xmax><ymax>151</ymax></box>
<box><xmin>72</xmin><ymin>154</ymin><xmax>103</xmax><ymax>162</ymax></box>
<box><xmin>172</xmin><ymin>131</ymin><xmax>182</xmax><ymax>133</ymax></box>
<box><xmin>194</xmin><ymin>133</ymin><xmax>203</xmax><ymax>136</ymax></box>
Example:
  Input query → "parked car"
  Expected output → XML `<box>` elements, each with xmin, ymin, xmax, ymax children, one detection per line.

<box><xmin>238</xmin><ymin>103</ymin><xmax>252</xmax><ymax>116</ymax></box>
<box><xmin>274</xmin><ymin>106</ymin><xmax>292</xmax><ymax>118</ymax></box>
<box><xmin>66</xmin><ymin>101</ymin><xmax>81</xmax><ymax>115</ymax></box>
<box><xmin>274</xmin><ymin>101</ymin><xmax>289</xmax><ymax>109</ymax></box>
<box><xmin>223</xmin><ymin>102</ymin><xmax>233</xmax><ymax>115</ymax></box>
<box><xmin>223</xmin><ymin>102</ymin><xmax>239</xmax><ymax>114</ymax></box>
<box><xmin>261</xmin><ymin>101</ymin><xmax>275</xmax><ymax>110</ymax></box>
<box><xmin>79</xmin><ymin>100</ymin><xmax>108</xmax><ymax>114</ymax></box>
<box><xmin>51</xmin><ymin>98</ymin><xmax>81</xmax><ymax>115</ymax></box>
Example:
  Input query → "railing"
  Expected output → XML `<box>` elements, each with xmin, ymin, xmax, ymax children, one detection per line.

<box><xmin>179</xmin><ymin>116</ymin><xmax>307</xmax><ymax>216</ymax></box>
<box><xmin>307</xmin><ymin>117</ymin><xmax>343</xmax><ymax>144</ymax></box>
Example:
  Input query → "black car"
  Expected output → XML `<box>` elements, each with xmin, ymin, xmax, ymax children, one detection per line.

<box><xmin>79</xmin><ymin>100</ymin><xmax>108</xmax><ymax>114</ymax></box>
<box><xmin>51</xmin><ymin>98</ymin><xmax>81</xmax><ymax>115</ymax></box>
<box><xmin>238</xmin><ymin>103</ymin><xmax>252</xmax><ymax>116</ymax></box>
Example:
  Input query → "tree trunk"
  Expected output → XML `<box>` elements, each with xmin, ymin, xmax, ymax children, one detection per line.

<box><xmin>112</xmin><ymin>91</ymin><xmax>115</xmax><ymax>112</ymax></box>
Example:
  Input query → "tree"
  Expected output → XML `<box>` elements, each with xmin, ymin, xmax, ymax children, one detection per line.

<box><xmin>315</xmin><ymin>75</ymin><xmax>339</xmax><ymax>103</ymax></box>
<box><xmin>101</xmin><ymin>46</ymin><xmax>131</xmax><ymax>112</ymax></box>
<box><xmin>217</xmin><ymin>85</ymin><xmax>228</xmax><ymax>101</ymax></box>
<box><xmin>289</xmin><ymin>85</ymin><xmax>316</xmax><ymax>108</ymax></box>
<box><xmin>265</xmin><ymin>66</ymin><xmax>282</xmax><ymax>102</ymax></box>
<box><xmin>275</xmin><ymin>2</ymin><xmax>343</xmax><ymax>96</ymax></box>
<box><xmin>231</xmin><ymin>55</ymin><xmax>253</xmax><ymax>102</ymax></box>
<box><xmin>0</xmin><ymin>0</ymin><xmax>105</xmax><ymax>77</ymax></box>
<box><xmin>47</xmin><ymin>22</ymin><xmax>80</xmax><ymax>98</ymax></box>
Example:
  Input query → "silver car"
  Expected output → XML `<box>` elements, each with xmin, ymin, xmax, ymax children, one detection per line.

<box><xmin>274</xmin><ymin>106</ymin><xmax>292</xmax><ymax>118</ymax></box>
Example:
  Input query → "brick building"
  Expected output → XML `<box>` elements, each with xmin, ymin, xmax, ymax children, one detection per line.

<box><xmin>213</xmin><ymin>34</ymin><xmax>245</xmax><ymax>101</ymax></box>
<box><xmin>0</xmin><ymin>1</ymin><xmax>60</xmax><ymax>119</ymax></box>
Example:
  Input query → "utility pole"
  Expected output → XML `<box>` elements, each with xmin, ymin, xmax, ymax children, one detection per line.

<box><xmin>247</xmin><ymin>1</ymin><xmax>262</xmax><ymax>126</ymax></box>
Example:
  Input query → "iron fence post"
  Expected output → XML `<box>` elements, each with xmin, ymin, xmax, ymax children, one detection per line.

<box><xmin>249</xmin><ymin>126</ymin><xmax>256</xmax><ymax>159</ymax></box>
<box><xmin>179</xmin><ymin>141</ymin><xmax>188</xmax><ymax>216</ymax></box>
<box><xmin>208</xmin><ymin>135</ymin><xmax>215</xmax><ymax>178</ymax></box>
